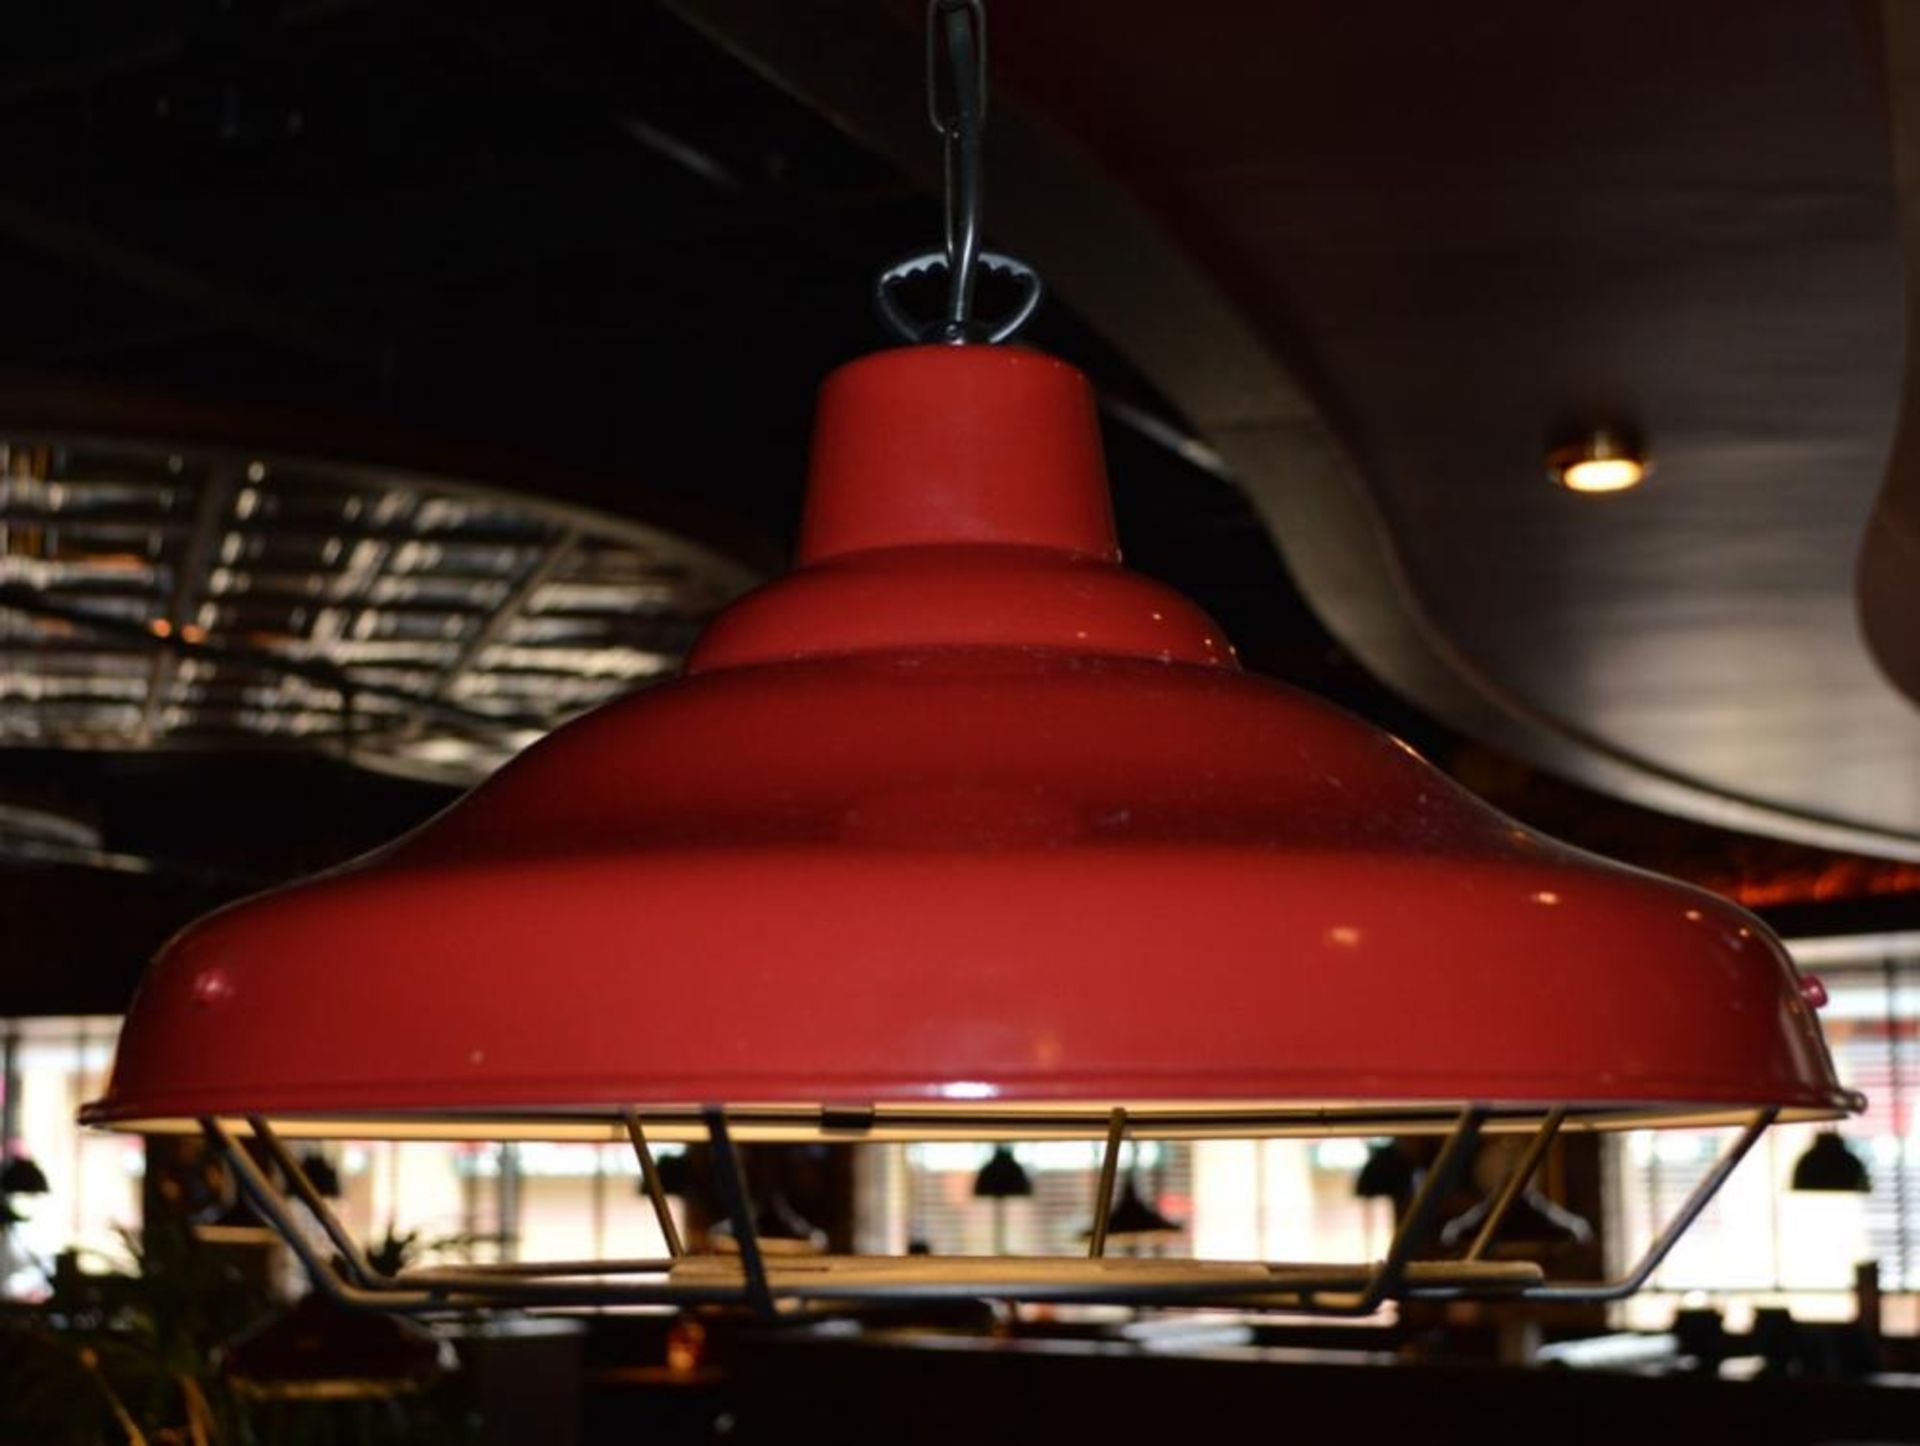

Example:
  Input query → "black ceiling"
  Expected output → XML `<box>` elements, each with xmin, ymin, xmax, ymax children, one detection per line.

<box><xmin>0</xmin><ymin>3</ymin><xmax>1349</xmax><ymax>673</ymax></box>
<box><xmin>959</xmin><ymin>0</ymin><xmax>1917</xmax><ymax>855</ymax></box>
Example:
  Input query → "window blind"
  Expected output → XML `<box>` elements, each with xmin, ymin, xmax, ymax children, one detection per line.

<box><xmin>1610</xmin><ymin>956</ymin><xmax>1918</xmax><ymax>1296</ymax></box>
<box><xmin>883</xmin><ymin>1141</ymin><xmax>1193</xmax><ymax>1257</ymax></box>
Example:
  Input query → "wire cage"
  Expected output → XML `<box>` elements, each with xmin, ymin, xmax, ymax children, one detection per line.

<box><xmin>191</xmin><ymin>1099</ymin><xmax>1791</xmax><ymax>1319</ymax></box>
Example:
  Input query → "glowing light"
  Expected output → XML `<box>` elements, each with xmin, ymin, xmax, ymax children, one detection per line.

<box><xmin>1547</xmin><ymin>429</ymin><xmax>1649</xmax><ymax>495</ymax></box>
<box><xmin>1560</xmin><ymin>457</ymin><xmax>1645</xmax><ymax>493</ymax></box>
<box><xmin>938</xmin><ymin>1081</ymin><xmax>997</xmax><ymax>1100</ymax></box>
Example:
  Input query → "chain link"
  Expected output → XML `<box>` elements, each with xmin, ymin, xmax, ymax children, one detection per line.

<box><xmin>876</xmin><ymin>0</ymin><xmax>1043</xmax><ymax>346</ymax></box>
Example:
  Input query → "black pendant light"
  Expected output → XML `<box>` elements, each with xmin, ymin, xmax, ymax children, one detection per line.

<box><xmin>0</xmin><ymin>1155</ymin><xmax>49</xmax><ymax>1196</ymax></box>
<box><xmin>1354</xmin><ymin>1142</ymin><xmax>1419</xmax><ymax>1208</ymax></box>
<box><xmin>1790</xmin><ymin>1132</ymin><xmax>1872</xmax><ymax>1193</ymax></box>
<box><xmin>1105</xmin><ymin>1178</ymin><xmax>1181</xmax><ymax>1238</ymax></box>
<box><xmin>634</xmin><ymin>1148</ymin><xmax>693</xmax><ymax>1200</ymax></box>
<box><xmin>975</xmin><ymin>1146</ymin><xmax>1034</xmax><ymax>1254</ymax></box>
<box><xmin>1081</xmin><ymin>1176</ymin><xmax>1182</xmax><ymax>1245</ymax></box>
<box><xmin>294</xmin><ymin>1151</ymin><xmax>342</xmax><ymax>1201</ymax></box>
<box><xmin>1440</xmin><ymin>1188</ymin><xmax>1594</xmax><ymax>1250</ymax></box>
<box><xmin>224</xmin><ymin>1292</ymin><xmax>445</xmax><ymax>1396</ymax></box>
<box><xmin>973</xmin><ymin>1147</ymin><xmax>1034</xmax><ymax>1200</ymax></box>
<box><xmin>713</xmin><ymin>1190</ymin><xmax>826</xmax><ymax>1255</ymax></box>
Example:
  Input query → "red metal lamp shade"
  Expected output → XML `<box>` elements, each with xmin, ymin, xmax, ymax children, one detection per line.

<box><xmin>86</xmin><ymin>346</ymin><xmax>1851</xmax><ymax>1138</ymax></box>
<box><xmin>83</xmin><ymin>345</ymin><xmax>1856</xmax><ymax>1315</ymax></box>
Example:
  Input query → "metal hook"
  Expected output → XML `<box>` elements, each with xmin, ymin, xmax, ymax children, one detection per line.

<box><xmin>878</xmin><ymin>0</ymin><xmax>1040</xmax><ymax>346</ymax></box>
<box><xmin>875</xmin><ymin>248</ymin><xmax>1043</xmax><ymax>346</ymax></box>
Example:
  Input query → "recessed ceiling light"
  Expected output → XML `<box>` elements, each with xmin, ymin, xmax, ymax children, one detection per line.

<box><xmin>1547</xmin><ymin>428</ymin><xmax>1649</xmax><ymax>494</ymax></box>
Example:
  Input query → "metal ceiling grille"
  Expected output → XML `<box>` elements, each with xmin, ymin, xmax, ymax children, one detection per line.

<box><xmin>0</xmin><ymin>435</ymin><xmax>757</xmax><ymax>782</ymax></box>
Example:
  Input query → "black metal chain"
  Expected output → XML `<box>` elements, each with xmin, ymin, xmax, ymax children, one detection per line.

<box><xmin>875</xmin><ymin>0</ymin><xmax>1042</xmax><ymax>346</ymax></box>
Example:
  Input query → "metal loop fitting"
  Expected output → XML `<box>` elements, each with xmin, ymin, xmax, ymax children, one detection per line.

<box><xmin>876</xmin><ymin>0</ymin><xmax>1042</xmax><ymax>346</ymax></box>
<box><xmin>875</xmin><ymin>248</ymin><xmax>1044</xmax><ymax>345</ymax></box>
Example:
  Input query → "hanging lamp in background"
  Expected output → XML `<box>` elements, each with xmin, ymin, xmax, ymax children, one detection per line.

<box><xmin>973</xmin><ymin>1147</ymin><xmax>1034</xmax><ymax>1202</ymax></box>
<box><xmin>1354</xmin><ymin>1140</ymin><xmax>1422</xmax><ymax>1258</ymax></box>
<box><xmin>1790</xmin><ymin>1132</ymin><xmax>1872</xmax><ymax>1193</ymax></box>
<box><xmin>1440</xmin><ymin>1191</ymin><xmax>1594</xmax><ymax>1253</ymax></box>
<box><xmin>83</xmin><ymin>0</ymin><xmax>1857</xmax><ymax>1317</ymax></box>
<box><xmin>0</xmin><ymin>1155</ymin><xmax>49</xmax><ymax>1197</ymax></box>
<box><xmin>1080</xmin><ymin>1124</ymin><xmax>1181</xmax><ymax>1253</ymax></box>
<box><xmin>713</xmin><ymin>1192</ymin><xmax>828</xmax><ymax>1257</ymax></box>
<box><xmin>974</xmin><ymin>1145</ymin><xmax>1033</xmax><ymax>1255</ymax></box>
<box><xmin>1089</xmin><ymin>1179</ymin><xmax>1182</xmax><ymax>1245</ymax></box>
<box><xmin>294</xmin><ymin>1150</ymin><xmax>342</xmax><ymax>1202</ymax></box>
<box><xmin>1354</xmin><ymin>1143</ymin><xmax>1421</xmax><ymax>1210</ymax></box>
<box><xmin>1435</xmin><ymin>1119</ymin><xmax>1593</xmax><ymax>1257</ymax></box>
<box><xmin>643</xmin><ymin>1148</ymin><xmax>693</xmax><ymax>1201</ymax></box>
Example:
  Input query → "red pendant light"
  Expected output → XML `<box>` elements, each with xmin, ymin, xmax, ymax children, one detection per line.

<box><xmin>78</xmin><ymin>339</ymin><xmax>1858</xmax><ymax>1310</ymax></box>
<box><xmin>80</xmin><ymin>0</ymin><xmax>1857</xmax><ymax>1316</ymax></box>
<box><xmin>83</xmin><ymin>341</ymin><xmax>1853</xmax><ymax>1137</ymax></box>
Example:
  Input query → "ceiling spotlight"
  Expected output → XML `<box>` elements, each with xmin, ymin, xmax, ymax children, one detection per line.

<box><xmin>1547</xmin><ymin>428</ymin><xmax>1649</xmax><ymax>495</ymax></box>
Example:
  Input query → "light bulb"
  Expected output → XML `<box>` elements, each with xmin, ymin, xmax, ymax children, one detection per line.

<box><xmin>1548</xmin><ymin>429</ymin><xmax>1649</xmax><ymax>494</ymax></box>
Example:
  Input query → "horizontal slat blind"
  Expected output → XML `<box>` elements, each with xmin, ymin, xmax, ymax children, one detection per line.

<box><xmin>1611</xmin><ymin>957</ymin><xmax>1916</xmax><ymax>1296</ymax></box>
<box><xmin>884</xmin><ymin>1141</ymin><xmax>1193</xmax><ymax>1257</ymax></box>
